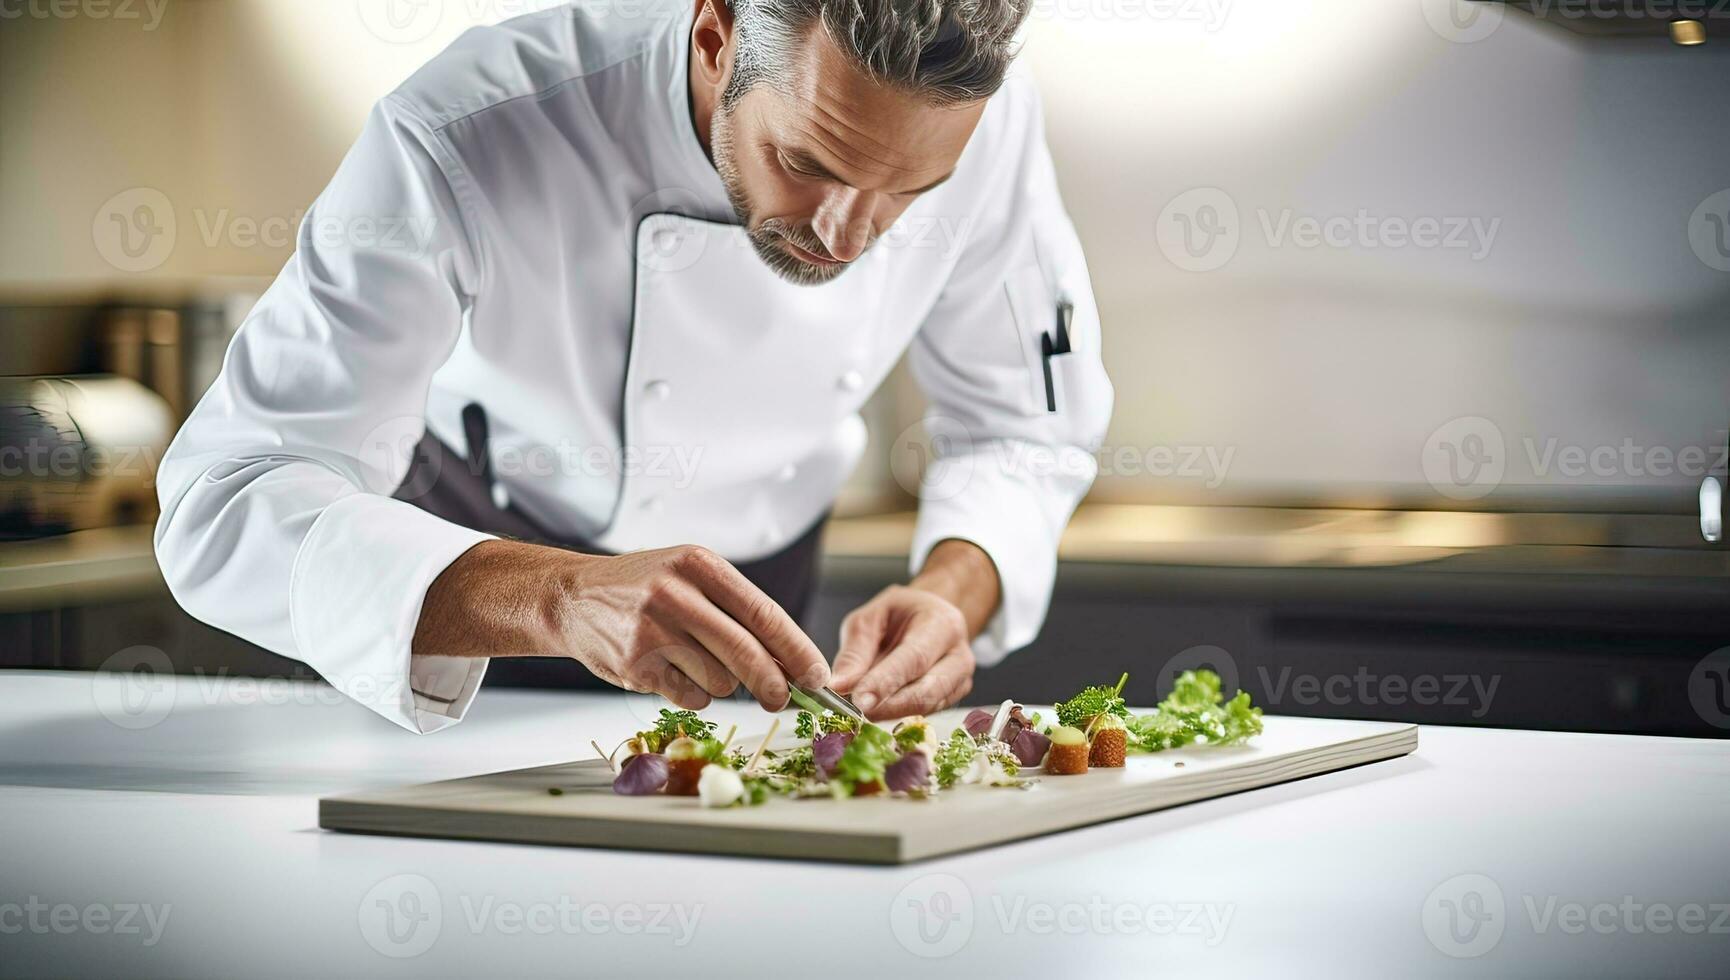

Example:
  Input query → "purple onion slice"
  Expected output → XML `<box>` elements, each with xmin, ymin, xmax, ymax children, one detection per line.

<box><xmin>612</xmin><ymin>752</ymin><xmax>669</xmax><ymax>795</ymax></box>
<box><xmin>1009</xmin><ymin>726</ymin><xmax>1052</xmax><ymax>768</ymax></box>
<box><xmin>963</xmin><ymin>708</ymin><xmax>995</xmax><ymax>736</ymax></box>
<box><xmin>884</xmin><ymin>752</ymin><xmax>931</xmax><ymax>794</ymax></box>
<box><xmin>813</xmin><ymin>731</ymin><xmax>855</xmax><ymax>778</ymax></box>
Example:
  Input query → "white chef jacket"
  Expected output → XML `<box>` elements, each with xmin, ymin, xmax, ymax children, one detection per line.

<box><xmin>154</xmin><ymin>0</ymin><xmax>1114</xmax><ymax>733</ymax></box>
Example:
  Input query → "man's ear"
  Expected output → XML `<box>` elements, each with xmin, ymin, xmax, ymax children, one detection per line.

<box><xmin>691</xmin><ymin>0</ymin><xmax>736</xmax><ymax>90</ymax></box>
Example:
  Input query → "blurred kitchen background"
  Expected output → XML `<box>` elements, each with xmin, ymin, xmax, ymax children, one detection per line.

<box><xmin>4</xmin><ymin>0</ymin><xmax>1729</xmax><ymax>735</ymax></box>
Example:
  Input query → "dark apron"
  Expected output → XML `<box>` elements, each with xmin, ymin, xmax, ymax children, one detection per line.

<box><xmin>394</xmin><ymin>408</ymin><xmax>827</xmax><ymax>690</ymax></box>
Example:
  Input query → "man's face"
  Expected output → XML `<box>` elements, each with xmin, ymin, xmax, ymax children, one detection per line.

<box><xmin>710</xmin><ymin>28</ymin><xmax>987</xmax><ymax>286</ymax></box>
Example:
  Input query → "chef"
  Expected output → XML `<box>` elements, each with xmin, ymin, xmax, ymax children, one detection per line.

<box><xmin>154</xmin><ymin>0</ymin><xmax>1113</xmax><ymax>733</ymax></box>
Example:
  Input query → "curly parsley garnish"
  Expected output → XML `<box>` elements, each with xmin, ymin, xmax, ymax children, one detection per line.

<box><xmin>640</xmin><ymin>709</ymin><xmax>717</xmax><ymax>753</ymax></box>
<box><xmin>1054</xmin><ymin>672</ymin><xmax>1130</xmax><ymax>728</ymax></box>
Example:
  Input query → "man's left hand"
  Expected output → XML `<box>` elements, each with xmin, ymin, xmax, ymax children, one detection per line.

<box><xmin>829</xmin><ymin>539</ymin><xmax>1000</xmax><ymax>720</ymax></box>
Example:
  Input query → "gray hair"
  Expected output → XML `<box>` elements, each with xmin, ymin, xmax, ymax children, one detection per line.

<box><xmin>723</xmin><ymin>0</ymin><xmax>1031</xmax><ymax>108</ymax></box>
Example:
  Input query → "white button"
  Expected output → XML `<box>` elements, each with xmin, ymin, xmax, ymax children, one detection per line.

<box><xmin>775</xmin><ymin>463</ymin><xmax>798</xmax><ymax>483</ymax></box>
<box><xmin>490</xmin><ymin>483</ymin><xmax>510</xmax><ymax>510</ymax></box>
<box><xmin>837</xmin><ymin>370</ymin><xmax>864</xmax><ymax>392</ymax></box>
<box><xmin>644</xmin><ymin>380</ymin><xmax>672</xmax><ymax>401</ymax></box>
<box><xmin>641</xmin><ymin>496</ymin><xmax>664</xmax><ymax>514</ymax></box>
<box><xmin>652</xmin><ymin>228</ymin><xmax>680</xmax><ymax>254</ymax></box>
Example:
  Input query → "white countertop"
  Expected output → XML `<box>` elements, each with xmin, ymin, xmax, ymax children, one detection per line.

<box><xmin>2</xmin><ymin>670</ymin><xmax>1726</xmax><ymax>978</ymax></box>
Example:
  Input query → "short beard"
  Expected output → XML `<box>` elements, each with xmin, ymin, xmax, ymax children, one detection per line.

<box><xmin>709</xmin><ymin>100</ymin><xmax>853</xmax><ymax>287</ymax></box>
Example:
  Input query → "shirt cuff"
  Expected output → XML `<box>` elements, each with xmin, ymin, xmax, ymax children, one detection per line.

<box><xmin>907</xmin><ymin>452</ymin><xmax>1072</xmax><ymax>667</ymax></box>
<box><xmin>289</xmin><ymin>492</ymin><xmax>495</xmax><ymax>733</ymax></box>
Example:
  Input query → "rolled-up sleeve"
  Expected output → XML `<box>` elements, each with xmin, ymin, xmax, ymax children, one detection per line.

<box><xmin>154</xmin><ymin>95</ymin><xmax>495</xmax><ymax>732</ymax></box>
<box><xmin>906</xmin><ymin>77</ymin><xmax>1115</xmax><ymax>666</ymax></box>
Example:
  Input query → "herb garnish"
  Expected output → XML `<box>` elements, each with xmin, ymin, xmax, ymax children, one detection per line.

<box><xmin>1127</xmin><ymin>670</ymin><xmax>1262</xmax><ymax>751</ymax></box>
<box><xmin>616</xmin><ymin>670</ymin><xmax>1261</xmax><ymax>805</ymax></box>
<box><xmin>893</xmin><ymin>720</ymin><xmax>930</xmax><ymax>753</ymax></box>
<box><xmin>830</xmin><ymin>723</ymin><xmax>898</xmax><ymax>796</ymax></box>
<box><xmin>641</xmin><ymin>709</ymin><xmax>718</xmax><ymax>753</ymax></box>
<box><xmin>1053</xmin><ymin>672</ymin><xmax>1130</xmax><ymax>728</ymax></box>
<box><xmin>934</xmin><ymin>729</ymin><xmax>979</xmax><ymax>789</ymax></box>
<box><xmin>793</xmin><ymin>709</ymin><xmax>858</xmax><ymax>741</ymax></box>
<box><xmin>1052</xmin><ymin>670</ymin><xmax>1262</xmax><ymax>753</ymax></box>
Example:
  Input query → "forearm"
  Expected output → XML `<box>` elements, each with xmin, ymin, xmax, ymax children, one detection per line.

<box><xmin>412</xmin><ymin>539</ymin><xmax>568</xmax><ymax>660</ymax></box>
<box><xmin>908</xmin><ymin>538</ymin><xmax>1002</xmax><ymax>639</ymax></box>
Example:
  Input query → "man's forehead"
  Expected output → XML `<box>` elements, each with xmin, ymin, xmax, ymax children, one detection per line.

<box><xmin>762</xmin><ymin>25</ymin><xmax>986</xmax><ymax>189</ymax></box>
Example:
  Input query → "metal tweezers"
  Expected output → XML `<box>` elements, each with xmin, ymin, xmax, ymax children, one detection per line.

<box><xmin>787</xmin><ymin>683</ymin><xmax>866</xmax><ymax>723</ymax></box>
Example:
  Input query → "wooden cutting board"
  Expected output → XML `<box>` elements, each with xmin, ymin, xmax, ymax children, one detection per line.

<box><xmin>319</xmin><ymin>712</ymin><xmax>1417</xmax><ymax>864</ymax></box>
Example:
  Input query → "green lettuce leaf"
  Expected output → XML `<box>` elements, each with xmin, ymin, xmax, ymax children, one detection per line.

<box><xmin>1126</xmin><ymin>670</ymin><xmax>1263</xmax><ymax>751</ymax></box>
<box><xmin>831</xmin><ymin>724</ymin><xmax>898</xmax><ymax>796</ymax></box>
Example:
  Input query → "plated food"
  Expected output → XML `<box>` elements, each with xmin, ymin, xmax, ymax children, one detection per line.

<box><xmin>588</xmin><ymin>670</ymin><xmax>1262</xmax><ymax>808</ymax></box>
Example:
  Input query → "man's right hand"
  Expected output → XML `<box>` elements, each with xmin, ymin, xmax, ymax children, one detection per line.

<box><xmin>411</xmin><ymin>539</ymin><xmax>831</xmax><ymax>710</ymax></box>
